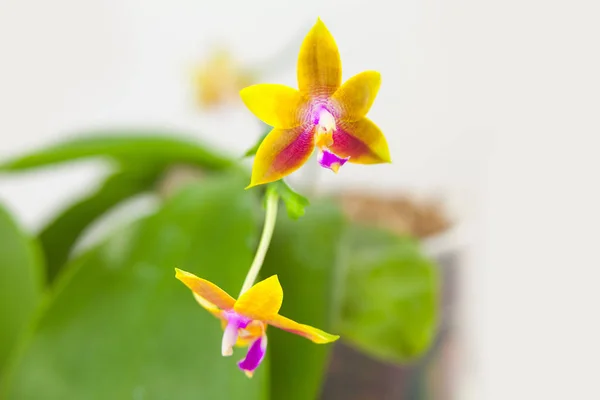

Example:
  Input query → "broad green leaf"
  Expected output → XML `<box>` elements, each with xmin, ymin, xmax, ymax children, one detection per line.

<box><xmin>268</xmin><ymin>180</ymin><xmax>309</xmax><ymax>220</ymax></box>
<box><xmin>0</xmin><ymin>203</ymin><xmax>43</xmax><ymax>376</ymax></box>
<box><xmin>339</xmin><ymin>225</ymin><xmax>439</xmax><ymax>363</ymax></box>
<box><xmin>39</xmin><ymin>167</ymin><xmax>163</xmax><ymax>284</ymax></box>
<box><xmin>0</xmin><ymin>133</ymin><xmax>232</xmax><ymax>172</ymax></box>
<box><xmin>262</xmin><ymin>200</ymin><xmax>346</xmax><ymax>400</ymax></box>
<box><xmin>3</xmin><ymin>173</ymin><xmax>267</xmax><ymax>400</ymax></box>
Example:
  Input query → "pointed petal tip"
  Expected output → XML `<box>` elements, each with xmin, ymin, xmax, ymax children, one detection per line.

<box><xmin>245</xmin><ymin>180</ymin><xmax>264</xmax><ymax>190</ymax></box>
<box><xmin>245</xmin><ymin>179</ymin><xmax>270</xmax><ymax>189</ymax></box>
<box><xmin>324</xmin><ymin>333</ymin><xmax>341</xmax><ymax>343</ymax></box>
<box><xmin>310</xmin><ymin>330</ymin><xmax>340</xmax><ymax>344</ymax></box>
<box><xmin>314</xmin><ymin>17</ymin><xmax>330</xmax><ymax>30</ymax></box>
<box><xmin>174</xmin><ymin>267</ymin><xmax>188</xmax><ymax>280</ymax></box>
<box><xmin>244</xmin><ymin>371</ymin><xmax>254</xmax><ymax>378</ymax></box>
<box><xmin>382</xmin><ymin>149</ymin><xmax>392</xmax><ymax>164</ymax></box>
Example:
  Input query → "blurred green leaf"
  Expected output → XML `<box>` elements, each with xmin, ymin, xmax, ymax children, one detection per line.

<box><xmin>39</xmin><ymin>167</ymin><xmax>164</xmax><ymax>284</ymax></box>
<box><xmin>0</xmin><ymin>203</ymin><xmax>43</xmax><ymax>376</ymax></box>
<box><xmin>3</xmin><ymin>173</ymin><xmax>268</xmax><ymax>400</ymax></box>
<box><xmin>268</xmin><ymin>180</ymin><xmax>309</xmax><ymax>220</ymax></box>
<box><xmin>339</xmin><ymin>225</ymin><xmax>439</xmax><ymax>363</ymax></box>
<box><xmin>0</xmin><ymin>133</ymin><xmax>232</xmax><ymax>172</ymax></box>
<box><xmin>262</xmin><ymin>200</ymin><xmax>346</xmax><ymax>400</ymax></box>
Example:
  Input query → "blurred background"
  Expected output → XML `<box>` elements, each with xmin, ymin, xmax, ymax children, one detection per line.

<box><xmin>1</xmin><ymin>0</ymin><xmax>599</xmax><ymax>399</ymax></box>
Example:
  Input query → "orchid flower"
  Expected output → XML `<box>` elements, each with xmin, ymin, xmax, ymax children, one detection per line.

<box><xmin>175</xmin><ymin>268</ymin><xmax>339</xmax><ymax>377</ymax></box>
<box><xmin>241</xmin><ymin>18</ymin><xmax>391</xmax><ymax>188</ymax></box>
<box><xmin>194</xmin><ymin>48</ymin><xmax>253</xmax><ymax>108</ymax></box>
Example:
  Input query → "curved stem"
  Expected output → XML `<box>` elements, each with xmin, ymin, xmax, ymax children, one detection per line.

<box><xmin>239</xmin><ymin>189</ymin><xmax>279</xmax><ymax>295</ymax></box>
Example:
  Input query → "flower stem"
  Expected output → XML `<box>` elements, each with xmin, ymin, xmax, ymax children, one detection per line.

<box><xmin>239</xmin><ymin>188</ymin><xmax>279</xmax><ymax>295</ymax></box>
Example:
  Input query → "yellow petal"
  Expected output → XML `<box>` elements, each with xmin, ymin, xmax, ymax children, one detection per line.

<box><xmin>240</xmin><ymin>84</ymin><xmax>308</xmax><ymax>129</ymax></box>
<box><xmin>234</xmin><ymin>275</ymin><xmax>283</xmax><ymax>321</ymax></box>
<box><xmin>268</xmin><ymin>314</ymin><xmax>340</xmax><ymax>344</ymax></box>
<box><xmin>297</xmin><ymin>18</ymin><xmax>342</xmax><ymax>97</ymax></box>
<box><xmin>193</xmin><ymin>293</ymin><xmax>225</xmax><ymax>320</ymax></box>
<box><xmin>247</xmin><ymin>125</ymin><xmax>315</xmax><ymax>188</ymax></box>
<box><xmin>174</xmin><ymin>268</ymin><xmax>236</xmax><ymax>310</ymax></box>
<box><xmin>332</xmin><ymin>71</ymin><xmax>381</xmax><ymax>121</ymax></box>
<box><xmin>330</xmin><ymin>118</ymin><xmax>391</xmax><ymax>164</ymax></box>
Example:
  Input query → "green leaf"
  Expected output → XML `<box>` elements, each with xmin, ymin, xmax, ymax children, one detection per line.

<box><xmin>0</xmin><ymin>203</ymin><xmax>43</xmax><ymax>376</ymax></box>
<box><xmin>339</xmin><ymin>225</ymin><xmax>439</xmax><ymax>363</ymax></box>
<box><xmin>0</xmin><ymin>132</ymin><xmax>232</xmax><ymax>172</ymax></box>
<box><xmin>242</xmin><ymin>127</ymin><xmax>269</xmax><ymax>158</ymax></box>
<box><xmin>3</xmin><ymin>173</ymin><xmax>267</xmax><ymax>400</ymax></box>
<box><xmin>38</xmin><ymin>167</ymin><xmax>164</xmax><ymax>284</ymax></box>
<box><xmin>268</xmin><ymin>180</ymin><xmax>309</xmax><ymax>220</ymax></box>
<box><xmin>262</xmin><ymin>200</ymin><xmax>346</xmax><ymax>400</ymax></box>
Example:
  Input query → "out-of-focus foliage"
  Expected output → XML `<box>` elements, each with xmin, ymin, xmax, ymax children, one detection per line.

<box><xmin>0</xmin><ymin>133</ymin><xmax>232</xmax><ymax>172</ymax></box>
<box><xmin>339</xmin><ymin>226</ymin><xmax>439</xmax><ymax>363</ymax></box>
<box><xmin>0</xmin><ymin>132</ymin><xmax>439</xmax><ymax>399</ymax></box>
<box><xmin>262</xmin><ymin>200</ymin><xmax>345</xmax><ymax>400</ymax></box>
<box><xmin>39</xmin><ymin>167</ymin><xmax>164</xmax><ymax>283</ymax></box>
<box><xmin>3</xmin><ymin>174</ymin><xmax>267</xmax><ymax>400</ymax></box>
<box><xmin>1</xmin><ymin>133</ymin><xmax>234</xmax><ymax>284</ymax></box>
<box><xmin>0</xmin><ymin>204</ymin><xmax>43</xmax><ymax>377</ymax></box>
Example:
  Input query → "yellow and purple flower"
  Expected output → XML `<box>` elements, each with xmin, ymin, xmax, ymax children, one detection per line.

<box><xmin>175</xmin><ymin>269</ymin><xmax>339</xmax><ymax>377</ymax></box>
<box><xmin>241</xmin><ymin>18</ymin><xmax>391</xmax><ymax>188</ymax></box>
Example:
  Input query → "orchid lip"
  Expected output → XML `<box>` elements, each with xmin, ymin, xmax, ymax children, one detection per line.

<box><xmin>318</xmin><ymin>149</ymin><xmax>350</xmax><ymax>173</ymax></box>
<box><xmin>238</xmin><ymin>334</ymin><xmax>268</xmax><ymax>378</ymax></box>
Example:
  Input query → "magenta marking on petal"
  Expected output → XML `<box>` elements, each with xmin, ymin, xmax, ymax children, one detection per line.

<box><xmin>318</xmin><ymin>149</ymin><xmax>349</xmax><ymax>173</ymax></box>
<box><xmin>223</xmin><ymin>310</ymin><xmax>251</xmax><ymax>328</ymax></box>
<box><xmin>272</xmin><ymin>128</ymin><xmax>315</xmax><ymax>174</ymax></box>
<box><xmin>238</xmin><ymin>335</ymin><xmax>267</xmax><ymax>377</ymax></box>
<box><xmin>331</xmin><ymin>129</ymin><xmax>372</xmax><ymax>159</ymax></box>
<box><xmin>312</xmin><ymin>107</ymin><xmax>322</xmax><ymax>124</ymax></box>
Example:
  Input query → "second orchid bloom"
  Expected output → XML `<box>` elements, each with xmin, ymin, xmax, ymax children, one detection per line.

<box><xmin>241</xmin><ymin>18</ymin><xmax>391</xmax><ymax>188</ymax></box>
<box><xmin>175</xmin><ymin>269</ymin><xmax>339</xmax><ymax>378</ymax></box>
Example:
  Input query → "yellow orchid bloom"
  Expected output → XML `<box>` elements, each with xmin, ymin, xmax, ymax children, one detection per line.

<box><xmin>175</xmin><ymin>268</ymin><xmax>339</xmax><ymax>377</ymax></box>
<box><xmin>194</xmin><ymin>48</ymin><xmax>253</xmax><ymax>108</ymax></box>
<box><xmin>241</xmin><ymin>18</ymin><xmax>391</xmax><ymax>188</ymax></box>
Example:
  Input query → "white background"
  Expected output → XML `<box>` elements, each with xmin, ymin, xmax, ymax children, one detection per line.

<box><xmin>1</xmin><ymin>0</ymin><xmax>599</xmax><ymax>398</ymax></box>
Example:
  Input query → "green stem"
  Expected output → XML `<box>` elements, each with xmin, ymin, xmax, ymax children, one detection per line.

<box><xmin>239</xmin><ymin>189</ymin><xmax>279</xmax><ymax>295</ymax></box>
